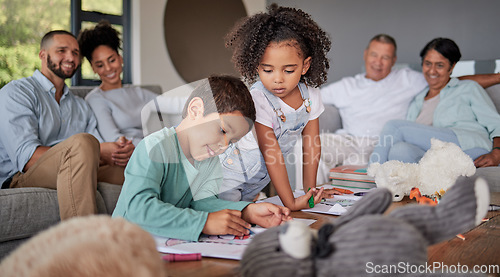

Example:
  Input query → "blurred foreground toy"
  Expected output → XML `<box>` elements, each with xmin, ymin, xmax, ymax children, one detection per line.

<box><xmin>240</xmin><ymin>176</ymin><xmax>489</xmax><ymax>276</ymax></box>
<box><xmin>367</xmin><ymin>138</ymin><xmax>476</xmax><ymax>201</ymax></box>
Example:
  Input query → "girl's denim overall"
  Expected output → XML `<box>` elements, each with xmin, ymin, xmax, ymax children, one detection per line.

<box><xmin>219</xmin><ymin>82</ymin><xmax>311</xmax><ymax>201</ymax></box>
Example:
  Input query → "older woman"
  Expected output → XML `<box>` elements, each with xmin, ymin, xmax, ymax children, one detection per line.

<box><xmin>369</xmin><ymin>38</ymin><xmax>500</xmax><ymax>167</ymax></box>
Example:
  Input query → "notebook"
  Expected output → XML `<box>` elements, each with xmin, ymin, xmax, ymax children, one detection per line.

<box><xmin>329</xmin><ymin>165</ymin><xmax>376</xmax><ymax>189</ymax></box>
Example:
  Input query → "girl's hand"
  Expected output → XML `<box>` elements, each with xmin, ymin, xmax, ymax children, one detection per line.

<box><xmin>203</xmin><ymin>209</ymin><xmax>251</xmax><ymax>237</ymax></box>
<box><xmin>295</xmin><ymin>187</ymin><xmax>324</xmax><ymax>210</ymax></box>
<box><xmin>320</xmin><ymin>188</ymin><xmax>342</xmax><ymax>199</ymax></box>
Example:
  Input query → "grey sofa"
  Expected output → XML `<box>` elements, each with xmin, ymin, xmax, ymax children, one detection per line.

<box><xmin>0</xmin><ymin>85</ymin><xmax>163</xmax><ymax>261</ymax></box>
<box><xmin>319</xmin><ymin>83</ymin><xmax>500</xmax><ymax>193</ymax></box>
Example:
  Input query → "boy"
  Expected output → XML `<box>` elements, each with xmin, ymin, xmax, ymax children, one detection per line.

<box><xmin>112</xmin><ymin>76</ymin><xmax>291</xmax><ymax>241</ymax></box>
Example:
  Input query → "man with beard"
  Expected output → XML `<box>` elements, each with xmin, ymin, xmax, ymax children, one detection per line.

<box><xmin>0</xmin><ymin>30</ymin><xmax>132</xmax><ymax>220</ymax></box>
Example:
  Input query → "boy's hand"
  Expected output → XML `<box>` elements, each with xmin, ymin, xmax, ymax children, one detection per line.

<box><xmin>203</xmin><ymin>209</ymin><xmax>251</xmax><ymax>237</ymax></box>
<box><xmin>241</xmin><ymin>203</ymin><xmax>291</xmax><ymax>228</ymax></box>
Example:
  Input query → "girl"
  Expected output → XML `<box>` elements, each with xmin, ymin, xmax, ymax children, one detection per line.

<box><xmin>220</xmin><ymin>4</ymin><xmax>340</xmax><ymax>211</ymax></box>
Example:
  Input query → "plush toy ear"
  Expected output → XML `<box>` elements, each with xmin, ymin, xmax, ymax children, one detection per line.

<box><xmin>473</xmin><ymin>177</ymin><xmax>489</xmax><ymax>225</ymax></box>
<box><xmin>278</xmin><ymin>221</ymin><xmax>314</xmax><ymax>259</ymax></box>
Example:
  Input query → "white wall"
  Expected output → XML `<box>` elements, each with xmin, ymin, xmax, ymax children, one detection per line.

<box><xmin>132</xmin><ymin>0</ymin><xmax>267</xmax><ymax>92</ymax></box>
<box><xmin>133</xmin><ymin>0</ymin><xmax>500</xmax><ymax>90</ymax></box>
<box><xmin>271</xmin><ymin>0</ymin><xmax>500</xmax><ymax>83</ymax></box>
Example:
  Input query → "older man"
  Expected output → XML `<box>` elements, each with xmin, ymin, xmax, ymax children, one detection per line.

<box><xmin>300</xmin><ymin>34</ymin><xmax>499</xmax><ymax>185</ymax></box>
<box><xmin>0</xmin><ymin>30</ymin><xmax>133</xmax><ymax>219</ymax></box>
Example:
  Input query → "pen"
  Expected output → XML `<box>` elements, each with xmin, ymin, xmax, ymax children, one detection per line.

<box><xmin>162</xmin><ymin>253</ymin><xmax>202</xmax><ymax>262</ymax></box>
<box><xmin>334</xmin><ymin>188</ymin><xmax>353</xmax><ymax>194</ymax></box>
<box><xmin>307</xmin><ymin>188</ymin><xmax>315</xmax><ymax>208</ymax></box>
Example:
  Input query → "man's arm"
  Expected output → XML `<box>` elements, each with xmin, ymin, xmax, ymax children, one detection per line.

<box><xmin>23</xmin><ymin>146</ymin><xmax>50</xmax><ymax>172</ymax></box>
<box><xmin>458</xmin><ymin>73</ymin><xmax>500</xmax><ymax>89</ymax></box>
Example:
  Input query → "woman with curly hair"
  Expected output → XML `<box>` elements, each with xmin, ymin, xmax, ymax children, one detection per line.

<box><xmin>78</xmin><ymin>21</ymin><xmax>157</xmax><ymax>151</ymax></box>
<box><xmin>219</xmin><ymin>4</ymin><xmax>341</xmax><ymax>210</ymax></box>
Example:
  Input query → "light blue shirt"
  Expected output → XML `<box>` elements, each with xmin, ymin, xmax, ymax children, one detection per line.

<box><xmin>112</xmin><ymin>127</ymin><xmax>249</xmax><ymax>241</ymax></box>
<box><xmin>407</xmin><ymin>78</ymin><xmax>500</xmax><ymax>151</ymax></box>
<box><xmin>0</xmin><ymin>70</ymin><xmax>102</xmax><ymax>185</ymax></box>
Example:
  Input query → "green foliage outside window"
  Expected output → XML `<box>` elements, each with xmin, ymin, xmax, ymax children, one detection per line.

<box><xmin>0</xmin><ymin>0</ymin><xmax>122</xmax><ymax>88</ymax></box>
<box><xmin>0</xmin><ymin>0</ymin><xmax>70</xmax><ymax>88</ymax></box>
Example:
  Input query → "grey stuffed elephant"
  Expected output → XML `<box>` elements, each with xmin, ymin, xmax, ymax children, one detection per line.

<box><xmin>240</xmin><ymin>176</ymin><xmax>489</xmax><ymax>276</ymax></box>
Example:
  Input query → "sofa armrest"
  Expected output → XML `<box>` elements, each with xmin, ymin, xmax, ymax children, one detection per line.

<box><xmin>319</xmin><ymin>104</ymin><xmax>342</xmax><ymax>133</ymax></box>
<box><xmin>486</xmin><ymin>83</ymin><xmax>500</xmax><ymax>113</ymax></box>
<box><xmin>0</xmin><ymin>184</ymin><xmax>121</xmax><ymax>260</ymax></box>
<box><xmin>0</xmin><ymin>188</ymin><xmax>60</xmax><ymax>243</ymax></box>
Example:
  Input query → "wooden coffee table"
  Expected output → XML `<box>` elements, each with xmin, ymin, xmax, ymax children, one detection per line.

<box><xmin>162</xmin><ymin>193</ymin><xmax>500</xmax><ymax>276</ymax></box>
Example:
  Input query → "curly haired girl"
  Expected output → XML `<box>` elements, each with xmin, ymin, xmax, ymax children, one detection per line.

<box><xmin>219</xmin><ymin>4</ymin><xmax>341</xmax><ymax>211</ymax></box>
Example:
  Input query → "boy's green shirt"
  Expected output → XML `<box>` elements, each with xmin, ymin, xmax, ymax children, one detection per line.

<box><xmin>112</xmin><ymin>127</ymin><xmax>250</xmax><ymax>241</ymax></box>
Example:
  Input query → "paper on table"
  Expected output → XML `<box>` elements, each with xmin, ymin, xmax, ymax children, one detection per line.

<box><xmin>302</xmin><ymin>203</ymin><xmax>347</xmax><ymax>215</ymax></box>
<box><xmin>153</xmin><ymin>218</ymin><xmax>316</xmax><ymax>260</ymax></box>
<box><xmin>256</xmin><ymin>191</ymin><xmax>304</xmax><ymax>206</ymax></box>
<box><xmin>258</xmin><ymin>185</ymin><xmax>374</xmax><ymax>215</ymax></box>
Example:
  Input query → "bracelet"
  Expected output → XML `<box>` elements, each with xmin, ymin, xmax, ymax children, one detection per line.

<box><xmin>493</xmin><ymin>147</ymin><xmax>500</xmax><ymax>151</ymax></box>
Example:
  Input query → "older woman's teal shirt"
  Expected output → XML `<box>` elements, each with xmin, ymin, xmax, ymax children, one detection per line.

<box><xmin>407</xmin><ymin>78</ymin><xmax>500</xmax><ymax>151</ymax></box>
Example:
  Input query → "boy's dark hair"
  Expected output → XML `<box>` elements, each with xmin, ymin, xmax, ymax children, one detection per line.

<box><xmin>225</xmin><ymin>4</ymin><xmax>331</xmax><ymax>87</ymax></box>
<box><xmin>420</xmin><ymin>37</ymin><xmax>461</xmax><ymax>66</ymax></box>
<box><xmin>40</xmin><ymin>30</ymin><xmax>76</xmax><ymax>50</ymax></box>
<box><xmin>182</xmin><ymin>75</ymin><xmax>256</xmax><ymax>130</ymax></box>
<box><xmin>77</xmin><ymin>20</ymin><xmax>121</xmax><ymax>63</ymax></box>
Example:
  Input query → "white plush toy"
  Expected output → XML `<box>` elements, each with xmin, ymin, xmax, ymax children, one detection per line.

<box><xmin>367</xmin><ymin>138</ymin><xmax>477</xmax><ymax>201</ymax></box>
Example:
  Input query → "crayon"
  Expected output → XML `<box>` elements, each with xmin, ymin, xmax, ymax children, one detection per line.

<box><xmin>307</xmin><ymin>188</ymin><xmax>315</xmax><ymax>208</ymax></box>
<box><xmin>334</xmin><ymin>188</ymin><xmax>353</xmax><ymax>194</ymax></box>
<box><xmin>162</xmin><ymin>253</ymin><xmax>202</xmax><ymax>262</ymax></box>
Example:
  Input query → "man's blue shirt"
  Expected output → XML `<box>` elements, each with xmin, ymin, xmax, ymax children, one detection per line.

<box><xmin>0</xmin><ymin>70</ymin><xmax>102</xmax><ymax>184</ymax></box>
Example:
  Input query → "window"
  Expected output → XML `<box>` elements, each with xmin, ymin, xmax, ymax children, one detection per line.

<box><xmin>0</xmin><ymin>0</ymin><xmax>71</xmax><ymax>88</ymax></box>
<box><xmin>71</xmin><ymin>0</ymin><xmax>131</xmax><ymax>86</ymax></box>
<box><xmin>0</xmin><ymin>0</ymin><xmax>130</xmax><ymax>88</ymax></box>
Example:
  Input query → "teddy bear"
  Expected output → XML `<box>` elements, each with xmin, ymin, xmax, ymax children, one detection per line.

<box><xmin>367</xmin><ymin>138</ymin><xmax>477</xmax><ymax>201</ymax></box>
<box><xmin>239</xmin><ymin>176</ymin><xmax>489</xmax><ymax>276</ymax></box>
<box><xmin>0</xmin><ymin>215</ymin><xmax>167</xmax><ymax>277</ymax></box>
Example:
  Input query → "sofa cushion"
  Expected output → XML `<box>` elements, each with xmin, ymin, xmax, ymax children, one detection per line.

<box><xmin>97</xmin><ymin>182</ymin><xmax>122</xmax><ymax>214</ymax></box>
<box><xmin>0</xmin><ymin>183</ymin><xmax>121</xmax><ymax>260</ymax></box>
<box><xmin>0</xmin><ymin>188</ymin><xmax>60</xmax><ymax>243</ymax></box>
<box><xmin>475</xmin><ymin>167</ymin><xmax>500</xmax><ymax>192</ymax></box>
<box><xmin>319</xmin><ymin>104</ymin><xmax>342</xmax><ymax>133</ymax></box>
<box><xmin>0</xmin><ymin>187</ymin><xmax>112</xmax><ymax>243</ymax></box>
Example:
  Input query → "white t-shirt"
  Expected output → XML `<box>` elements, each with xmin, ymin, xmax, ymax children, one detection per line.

<box><xmin>321</xmin><ymin>68</ymin><xmax>427</xmax><ymax>137</ymax></box>
<box><xmin>237</xmin><ymin>84</ymin><xmax>325</xmax><ymax>150</ymax></box>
